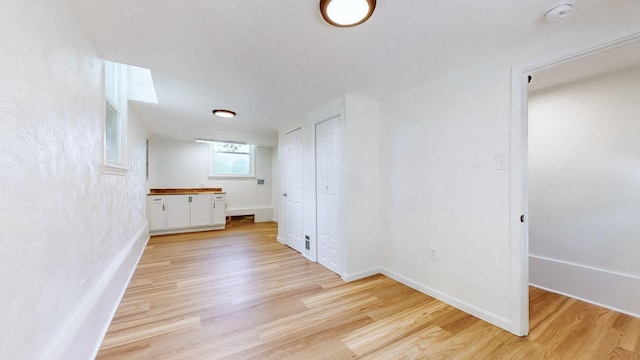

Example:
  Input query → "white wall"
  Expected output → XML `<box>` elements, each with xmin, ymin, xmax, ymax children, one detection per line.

<box><xmin>378</xmin><ymin>18</ymin><xmax>640</xmax><ymax>333</ymax></box>
<box><xmin>148</xmin><ymin>138</ymin><xmax>274</xmax><ymax>221</ymax></box>
<box><xmin>0</xmin><ymin>0</ymin><xmax>149</xmax><ymax>358</ymax></box>
<box><xmin>343</xmin><ymin>95</ymin><xmax>382</xmax><ymax>279</ymax></box>
<box><xmin>271</xmin><ymin>145</ymin><xmax>280</xmax><ymax>222</ymax></box>
<box><xmin>379</xmin><ymin>59</ymin><xmax>513</xmax><ymax>329</ymax></box>
<box><xmin>528</xmin><ymin>66</ymin><xmax>640</xmax><ymax>316</ymax></box>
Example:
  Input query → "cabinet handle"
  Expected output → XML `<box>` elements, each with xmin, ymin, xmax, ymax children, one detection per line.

<box><xmin>163</xmin><ymin>205</ymin><xmax>165</xmax><ymax>211</ymax></box>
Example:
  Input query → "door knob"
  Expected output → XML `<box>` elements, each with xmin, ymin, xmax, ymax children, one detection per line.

<box><xmin>283</xmin><ymin>193</ymin><xmax>288</xmax><ymax>197</ymax></box>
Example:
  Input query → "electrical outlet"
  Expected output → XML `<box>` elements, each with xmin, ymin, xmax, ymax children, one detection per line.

<box><xmin>430</xmin><ymin>247</ymin><xmax>438</xmax><ymax>262</ymax></box>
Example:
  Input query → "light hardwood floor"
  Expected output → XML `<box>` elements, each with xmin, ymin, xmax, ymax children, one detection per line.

<box><xmin>97</xmin><ymin>222</ymin><xmax>640</xmax><ymax>359</ymax></box>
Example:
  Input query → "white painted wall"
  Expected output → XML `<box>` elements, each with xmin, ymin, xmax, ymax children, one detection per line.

<box><xmin>0</xmin><ymin>0</ymin><xmax>149</xmax><ymax>358</ymax></box>
<box><xmin>379</xmin><ymin>19</ymin><xmax>640</xmax><ymax>333</ymax></box>
<box><xmin>148</xmin><ymin>138</ymin><xmax>274</xmax><ymax>221</ymax></box>
<box><xmin>343</xmin><ymin>95</ymin><xmax>382</xmax><ymax>279</ymax></box>
<box><xmin>528</xmin><ymin>66</ymin><xmax>640</xmax><ymax>316</ymax></box>
<box><xmin>379</xmin><ymin>59</ymin><xmax>513</xmax><ymax>329</ymax></box>
<box><xmin>271</xmin><ymin>145</ymin><xmax>280</xmax><ymax>222</ymax></box>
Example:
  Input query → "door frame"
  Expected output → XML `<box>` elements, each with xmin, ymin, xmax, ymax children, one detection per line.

<box><xmin>509</xmin><ymin>25</ymin><xmax>640</xmax><ymax>336</ymax></box>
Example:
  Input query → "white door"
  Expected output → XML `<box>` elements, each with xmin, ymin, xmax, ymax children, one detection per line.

<box><xmin>148</xmin><ymin>199</ymin><xmax>167</xmax><ymax>231</ymax></box>
<box><xmin>190</xmin><ymin>195</ymin><xmax>213</xmax><ymax>227</ymax></box>
<box><xmin>167</xmin><ymin>196</ymin><xmax>191</xmax><ymax>229</ymax></box>
<box><xmin>212</xmin><ymin>201</ymin><xmax>226</xmax><ymax>225</ymax></box>
<box><xmin>316</xmin><ymin>116</ymin><xmax>341</xmax><ymax>275</ymax></box>
<box><xmin>284</xmin><ymin>128</ymin><xmax>304</xmax><ymax>253</ymax></box>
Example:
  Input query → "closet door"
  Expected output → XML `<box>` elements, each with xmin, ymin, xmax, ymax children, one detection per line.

<box><xmin>283</xmin><ymin>128</ymin><xmax>304</xmax><ymax>253</ymax></box>
<box><xmin>316</xmin><ymin>115</ymin><xmax>341</xmax><ymax>275</ymax></box>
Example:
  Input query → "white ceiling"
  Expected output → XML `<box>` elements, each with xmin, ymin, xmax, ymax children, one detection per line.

<box><xmin>67</xmin><ymin>0</ymin><xmax>635</xmax><ymax>146</ymax></box>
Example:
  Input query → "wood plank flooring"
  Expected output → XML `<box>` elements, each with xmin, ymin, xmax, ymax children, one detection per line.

<box><xmin>97</xmin><ymin>222</ymin><xmax>640</xmax><ymax>359</ymax></box>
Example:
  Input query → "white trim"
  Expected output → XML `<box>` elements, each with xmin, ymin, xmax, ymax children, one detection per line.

<box><xmin>103</xmin><ymin>61</ymin><xmax>128</xmax><ymax>171</ymax></box>
<box><xmin>510</xmin><ymin>23</ymin><xmax>640</xmax><ymax>337</ymax></box>
<box><xmin>381</xmin><ymin>267</ymin><xmax>513</xmax><ymax>331</ymax></box>
<box><xmin>45</xmin><ymin>222</ymin><xmax>149</xmax><ymax>360</ymax></box>
<box><xmin>530</xmin><ymin>254</ymin><xmax>640</xmax><ymax>281</ymax></box>
<box><xmin>101</xmin><ymin>164</ymin><xmax>129</xmax><ymax>176</ymax></box>
<box><xmin>529</xmin><ymin>255</ymin><xmax>640</xmax><ymax>318</ymax></box>
<box><xmin>343</xmin><ymin>267</ymin><xmax>381</xmax><ymax>282</ymax></box>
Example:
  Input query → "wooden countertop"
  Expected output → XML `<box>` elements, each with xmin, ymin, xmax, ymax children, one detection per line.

<box><xmin>148</xmin><ymin>188</ymin><xmax>225</xmax><ymax>196</ymax></box>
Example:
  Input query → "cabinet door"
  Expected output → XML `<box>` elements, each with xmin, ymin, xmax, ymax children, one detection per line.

<box><xmin>167</xmin><ymin>196</ymin><xmax>191</xmax><ymax>229</ymax></box>
<box><xmin>190</xmin><ymin>195</ymin><xmax>213</xmax><ymax>227</ymax></box>
<box><xmin>148</xmin><ymin>197</ymin><xmax>167</xmax><ymax>231</ymax></box>
<box><xmin>149</xmin><ymin>203</ymin><xmax>167</xmax><ymax>230</ymax></box>
<box><xmin>212</xmin><ymin>201</ymin><xmax>226</xmax><ymax>226</ymax></box>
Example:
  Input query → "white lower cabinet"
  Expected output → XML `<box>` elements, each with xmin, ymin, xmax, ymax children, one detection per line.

<box><xmin>212</xmin><ymin>193</ymin><xmax>226</xmax><ymax>226</ymax></box>
<box><xmin>190</xmin><ymin>195</ymin><xmax>213</xmax><ymax>227</ymax></box>
<box><xmin>148</xmin><ymin>196</ymin><xmax>167</xmax><ymax>231</ymax></box>
<box><xmin>148</xmin><ymin>193</ymin><xmax>226</xmax><ymax>234</ymax></box>
<box><xmin>167</xmin><ymin>196</ymin><xmax>191</xmax><ymax>229</ymax></box>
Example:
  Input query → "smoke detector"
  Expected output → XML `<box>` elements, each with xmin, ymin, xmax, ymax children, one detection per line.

<box><xmin>544</xmin><ymin>3</ymin><xmax>573</xmax><ymax>22</ymax></box>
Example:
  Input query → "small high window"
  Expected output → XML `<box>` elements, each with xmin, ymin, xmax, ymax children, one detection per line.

<box><xmin>104</xmin><ymin>61</ymin><xmax>127</xmax><ymax>173</ymax></box>
<box><xmin>209</xmin><ymin>142</ymin><xmax>255</xmax><ymax>177</ymax></box>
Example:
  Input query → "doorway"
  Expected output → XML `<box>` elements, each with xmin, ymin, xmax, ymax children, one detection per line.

<box><xmin>510</xmin><ymin>29</ymin><xmax>640</xmax><ymax>336</ymax></box>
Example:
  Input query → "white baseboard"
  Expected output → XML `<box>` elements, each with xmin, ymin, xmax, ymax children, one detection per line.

<box><xmin>48</xmin><ymin>222</ymin><xmax>150</xmax><ymax>360</ymax></box>
<box><xmin>343</xmin><ymin>267</ymin><xmax>382</xmax><ymax>282</ymax></box>
<box><xmin>380</xmin><ymin>267</ymin><xmax>513</xmax><ymax>333</ymax></box>
<box><xmin>529</xmin><ymin>255</ymin><xmax>640</xmax><ymax>318</ymax></box>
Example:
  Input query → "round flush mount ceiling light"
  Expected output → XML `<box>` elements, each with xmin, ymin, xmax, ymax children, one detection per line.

<box><xmin>543</xmin><ymin>3</ymin><xmax>573</xmax><ymax>22</ymax></box>
<box><xmin>212</xmin><ymin>109</ymin><xmax>236</xmax><ymax>118</ymax></box>
<box><xmin>320</xmin><ymin>0</ymin><xmax>376</xmax><ymax>27</ymax></box>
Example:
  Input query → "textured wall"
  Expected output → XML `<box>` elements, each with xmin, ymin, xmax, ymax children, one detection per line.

<box><xmin>0</xmin><ymin>0</ymin><xmax>148</xmax><ymax>358</ymax></box>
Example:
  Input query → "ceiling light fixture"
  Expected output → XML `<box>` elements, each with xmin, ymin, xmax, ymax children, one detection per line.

<box><xmin>212</xmin><ymin>109</ymin><xmax>236</xmax><ymax>118</ymax></box>
<box><xmin>320</xmin><ymin>0</ymin><xmax>376</xmax><ymax>27</ymax></box>
<box><xmin>195</xmin><ymin>137</ymin><xmax>246</xmax><ymax>144</ymax></box>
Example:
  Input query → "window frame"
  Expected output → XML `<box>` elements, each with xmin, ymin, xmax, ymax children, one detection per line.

<box><xmin>208</xmin><ymin>142</ymin><xmax>256</xmax><ymax>178</ymax></box>
<box><xmin>103</xmin><ymin>61</ymin><xmax>128</xmax><ymax>175</ymax></box>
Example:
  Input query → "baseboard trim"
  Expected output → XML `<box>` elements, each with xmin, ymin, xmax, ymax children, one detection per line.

<box><xmin>343</xmin><ymin>267</ymin><xmax>382</xmax><ymax>282</ymax></box>
<box><xmin>529</xmin><ymin>254</ymin><xmax>640</xmax><ymax>318</ymax></box>
<box><xmin>47</xmin><ymin>222</ymin><xmax>149</xmax><ymax>360</ymax></box>
<box><xmin>380</xmin><ymin>267</ymin><xmax>513</xmax><ymax>333</ymax></box>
